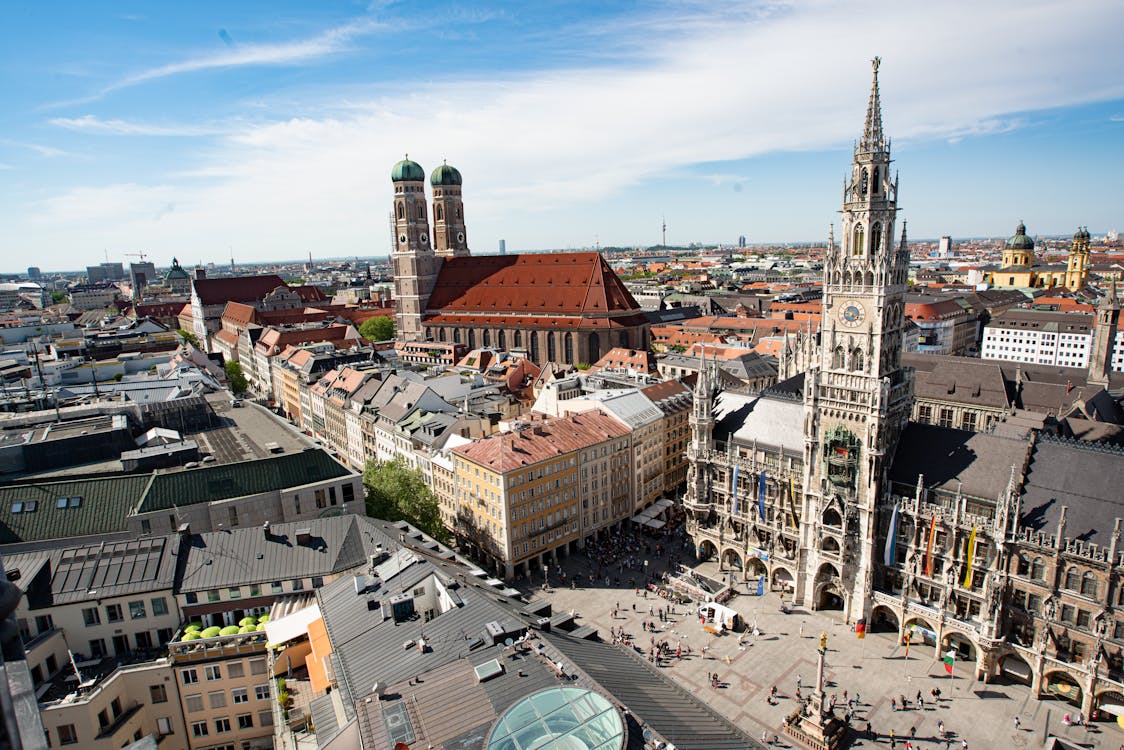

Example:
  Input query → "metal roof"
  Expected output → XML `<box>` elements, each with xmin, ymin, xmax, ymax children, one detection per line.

<box><xmin>139</xmin><ymin>448</ymin><xmax>352</xmax><ymax>512</ymax></box>
<box><xmin>0</xmin><ymin>474</ymin><xmax>152</xmax><ymax>544</ymax></box>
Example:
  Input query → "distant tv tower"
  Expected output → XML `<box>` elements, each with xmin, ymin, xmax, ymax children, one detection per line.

<box><xmin>230</xmin><ymin>247</ymin><xmax>235</xmax><ymax>272</ymax></box>
<box><xmin>661</xmin><ymin>216</ymin><xmax>667</xmax><ymax>248</ymax></box>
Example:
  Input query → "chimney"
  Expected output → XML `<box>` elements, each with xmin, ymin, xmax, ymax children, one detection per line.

<box><xmin>263</xmin><ymin>520</ymin><xmax>271</xmax><ymax>540</ymax></box>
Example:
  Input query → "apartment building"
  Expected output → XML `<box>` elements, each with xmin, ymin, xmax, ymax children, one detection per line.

<box><xmin>905</xmin><ymin>295</ymin><xmax>978</xmax><ymax>355</ymax></box>
<box><xmin>170</xmin><ymin>631</ymin><xmax>274</xmax><ymax>750</ymax></box>
<box><xmin>982</xmin><ymin>309</ymin><xmax>1096</xmax><ymax>368</ymax></box>
<box><xmin>451</xmin><ymin>412</ymin><xmax>631</xmax><ymax>578</ymax></box>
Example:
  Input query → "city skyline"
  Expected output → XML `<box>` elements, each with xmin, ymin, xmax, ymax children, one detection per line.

<box><xmin>2</xmin><ymin>0</ymin><xmax>1123</xmax><ymax>272</ymax></box>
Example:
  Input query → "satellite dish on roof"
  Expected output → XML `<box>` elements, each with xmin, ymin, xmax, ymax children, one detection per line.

<box><xmin>504</xmin><ymin>637</ymin><xmax>514</xmax><ymax>647</ymax></box>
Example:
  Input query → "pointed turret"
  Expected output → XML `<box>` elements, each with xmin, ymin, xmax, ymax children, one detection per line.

<box><xmin>859</xmin><ymin>57</ymin><xmax>886</xmax><ymax>153</ymax></box>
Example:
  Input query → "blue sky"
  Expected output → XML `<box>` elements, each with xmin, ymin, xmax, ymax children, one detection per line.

<box><xmin>2</xmin><ymin>0</ymin><xmax>1123</xmax><ymax>272</ymax></box>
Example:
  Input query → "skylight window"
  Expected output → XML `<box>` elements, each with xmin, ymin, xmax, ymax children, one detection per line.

<box><xmin>57</xmin><ymin>497</ymin><xmax>68</xmax><ymax>509</ymax></box>
<box><xmin>11</xmin><ymin>502</ymin><xmax>22</xmax><ymax>514</ymax></box>
<box><xmin>24</xmin><ymin>501</ymin><xmax>36</xmax><ymax>513</ymax></box>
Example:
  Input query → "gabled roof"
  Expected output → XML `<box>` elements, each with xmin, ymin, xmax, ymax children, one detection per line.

<box><xmin>889</xmin><ymin>422</ymin><xmax>1031</xmax><ymax>500</ymax></box>
<box><xmin>453</xmin><ymin>412</ymin><xmax>630</xmax><ymax>472</ymax></box>
<box><xmin>1019</xmin><ymin>436</ymin><xmax>1124</xmax><ymax>546</ymax></box>
<box><xmin>176</xmin><ymin>515</ymin><xmax>386</xmax><ymax>592</ymax></box>
<box><xmin>425</xmin><ymin>252</ymin><xmax>641</xmax><ymax>317</ymax></box>
<box><xmin>192</xmin><ymin>274</ymin><xmax>286</xmax><ymax>306</ymax></box>
<box><xmin>715</xmin><ymin>390</ymin><xmax>804</xmax><ymax>456</ymax></box>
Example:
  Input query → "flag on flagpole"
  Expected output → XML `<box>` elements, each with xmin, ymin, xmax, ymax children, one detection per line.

<box><xmin>962</xmin><ymin>526</ymin><xmax>978</xmax><ymax>588</ymax></box>
<box><xmin>731</xmin><ymin>463</ymin><xmax>740</xmax><ymax>516</ymax></box>
<box><xmin>903</xmin><ymin>629</ymin><xmax>911</xmax><ymax>658</ymax></box>
<box><xmin>883</xmin><ymin>502</ymin><xmax>900</xmax><ymax>566</ymax></box>
<box><xmin>855</xmin><ymin>618</ymin><xmax>866</xmax><ymax>639</ymax></box>
<box><xmin>757</xmin><ymin>470</ymin><xmax>767</xmax><ymax>521</ymax></box>
<box><xmin>942</xmin><ymin>650</ymin><xmax>956</xmax><ymax>675</ymax></box>
<box><xmin>924</xmin><ymin>516</ymin><xmax>938</xmax><ymax>577</ymax></box>
<box><xmin>788</xmin><ymin>476</ymin><xmax>798</xmax><ymax>528</ymax></box>
<box><xmin>757</xmin><ymin>576</ymin><xmax>765</xmax><ymax>596</ymax></box>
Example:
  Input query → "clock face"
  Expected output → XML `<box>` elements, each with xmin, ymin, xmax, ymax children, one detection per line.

<box><xmin>398</xmin><ymin>234</ymin><xmax>408</xmax><ymax>245</ymax></box>
<box><xmin>839</xmin><ymin>301</ymin><xmax>866</xmax><ymax>327</ymax></box>
<box><xmin>456</xmin><ymin>232</ymin><xmax>465</xmax><ymax>243</ymax></box>
<box><xmin>419</xmin><ymin>233</ymin><xmax>429</xmax><ymax>245</ymax></box>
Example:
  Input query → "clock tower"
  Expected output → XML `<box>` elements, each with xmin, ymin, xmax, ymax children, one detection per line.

<box><xmin>800</xmin><ymin>58</ymin><xmax>914</xmax><ymax>622</ymax></box>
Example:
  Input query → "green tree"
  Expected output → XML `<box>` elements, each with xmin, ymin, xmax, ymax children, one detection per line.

<box><xmin>176</xmin><ymin>328</ymin><xmax>200</xmax><ymax>347</ymax></box>
<box><xmin>225</xmin><ymin>360</ymin><xmax>248</xmax><ymax>395</ymax></box>
<box><xmin>363</xmin><ymin>458</ymin><xmax>449</xmax><ymax>543</ymax></box>
<box><xmin>359</xmin><ymin>316</ymin><xmax>395</xmax><ymax>342</ymax></box>
<box><xmin>51</xmin><ymin>291</ymin><xmax>68</xmax><ymax>304</ymax></box>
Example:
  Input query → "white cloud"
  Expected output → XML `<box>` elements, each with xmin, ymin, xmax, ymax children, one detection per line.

<box><xmin>107</xmin><ymin>18</ymin><xmax>383</xmax><ymax>92</ymax></box>
<box><xmin>0</xmin><ymin>139</ymin><xmax>70</xmax><ymax>158</ymax></box>
<box><xmin>13</xmin><ymin>0</ymin><xmax>1124</xmax><ymax>264</ymax></box>
<box><xmin>49</xmin><ymin>115</ymin><xmax>227</xmax><ymax>137</ymax></box>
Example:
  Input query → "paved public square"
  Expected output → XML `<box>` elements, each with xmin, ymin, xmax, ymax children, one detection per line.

<box><xmin>515</xmin><ymin>533</ymin><xmax>1123</xmax><ymax>749</ymax></box>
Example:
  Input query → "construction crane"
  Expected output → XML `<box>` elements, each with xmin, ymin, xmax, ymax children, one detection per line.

<box><xmin>123</xmin><ymin>251</ymin><xmax>149</xmax><ymax>262</ymax></box>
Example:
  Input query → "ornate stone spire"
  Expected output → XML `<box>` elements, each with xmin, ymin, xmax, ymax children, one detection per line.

<box><xmin>860</xmin><ymin>57</ymin><xmax>885</xmax><ymax>153</ymax></box>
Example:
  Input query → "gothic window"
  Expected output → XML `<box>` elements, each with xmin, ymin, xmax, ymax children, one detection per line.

<box><xmin>832</xmin><ymin>346</ymin><xmax>845</xmax><ymax>369</ymax></box>
<box><xmin>396</xmin><ymin>203</ymin><xmax>404</xmax><ymax>220</ymax></box>
<box><xmin>483</xmin><ymin>329</ymin><xmax>491</xmax><ymax>347</ymax></box>
<box><xmin>872</xmin><ymin>166</ymin><xmax>880</xmax><ymax>193</ymax></box>
<box><xmin>453</xmin><ymin>328</ymin><xmax>461</xmax><ymax>344</ymax></box>
<box><xmin>416</xmin><ymin>203</ymin><xmax>426</xmax><ymax>219</ymax></box>
<box><xmin>530</xmin><ymin>333</ymin><xmax>539</xmax><ymax>362</ymax></box>
<box><xmin>1065</xmin><ymin>567</ymin><xmax>1080</xmax><ymax>591</ymax></box>
<box><xmin>547</xmin><ymin>334</ymin><xmax>557</xmax><ymax>362</ymax></box>
<box><xmin>852</xmin><ymin>224</ymin><xmax>865</xmax><ymax>256</ymax></box>
<box><xmin>437</xmin><ymin>328</ymin><xmax>446</xmax><ymax>342</ymax></box>
<box><xmin>864</xmin><ymin>270</ymin><xmax>874</xmax><ymax>286</ymax></box>
<box><xmin>1031</xmin><ymin>558</ymin><xmax>1045</xmax><ymax>581</ymax></box>
<box><xmin>851</xmin><ymin>348</ymin><xmax>863</xmax><ymax>372</ymax></box>
<box><xmin>468</xmin><ymin>329</ymin><xmax>476</xmax><ymax>349</ymax></box>
<box><xmin>589</xmin><ymin>332</ymin><xmax>600</xmax><ymax>360</ymax></box>
<box><xmin>618</xmin><ymin>331</ymin><xmax>629</xmax><ymax>348</ymax></box>
<box><xmin>870</xmin><ymin>222</ymin><xmax>882</xmax><ymax>255</ymax></box>
<box><xmin>1081</xmin><ymin>572</ymin><xmax>1098</xmax><ymax>598</ymax></box>
<box><xmin>860</xmin><ymin>168</ymin><xmax>869</xmax><ymax>195</ymax></box>
<box><xmin>822</xmin><ymin>508</ymin><xmax>842</xmax><ymax>528</ymax></box>
<box><xmin>514</xmin><ymin>330</ymin><xmax>523</xmax><ymax>349</ymax></box>
<box><xmin>436</xmin><ymin>204</ymin><xmax>443</xmax><ymax>221</ymax></box>
<box><xmin>564</xmin><ymin>333</ymin><xmax>573</xmax><ymax>363</ymax></box>
<box><xmin>456</xmin><ymin>205</ymin><xmax>462</xmax><ymax>219</ymax></box>
<box><xmin>1016</xmin><ymin>554</ymin><xmax>1030</xmax><ymax>576</ymax></box>
<box><xmin>498</xmin><ymin>330</ymin><xmax>506</xmax><ymax>350</ymax></box>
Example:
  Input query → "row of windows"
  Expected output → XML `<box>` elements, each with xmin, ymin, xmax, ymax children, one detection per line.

<box><xmin>184</xmin><ymin>683</ymin><xmax>271</xmax><ymax>712</ymax></box>
<box><xmin>191</xmin><ymin>712</ymin><xmax>270</xmax><ymax>738</ymax></box>
<box><xmin>181</xmin><ymin>659</ymin><xmax>267</xmax><ymax>685</ymax></box>
<box><xmin>82</xmin><ymin>597</ymin><xmax>169</xmax><ymax>626</ymax></box>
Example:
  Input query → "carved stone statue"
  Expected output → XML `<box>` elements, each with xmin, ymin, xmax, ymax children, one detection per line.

<box><xmin>819</xmin><ymin>632</ymin><xmax>828</xmax><ymax>653</ymax></box>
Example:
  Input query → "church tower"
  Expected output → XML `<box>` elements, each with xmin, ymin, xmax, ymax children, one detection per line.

<box><xmin>431</xmin><ymin>162</ymin><xmax>470</xmax><ymax>258</ymax></box>
<box><xmin>1065</xmin><ymin>226</ymin><xmax>1091</xmax><ymax>291</ymax></box>
<box><xmin>801</xmin><ymin>58</ymin><xmax>914</xmax><ymax>621</ymax></box>
<box><xmin>1088</xmin><ymin>282</ymin><xmax>1120</xmax><ymax>388</ymax></box>
<box><xmin>684</xmin><ymin>356</ymin><xmax>717</xmax><ymax>535</ymax></box>
<box><xmin>391</xmin><ymin>157</ymin><xmax>439</xmax><ymax>342</ymax></box>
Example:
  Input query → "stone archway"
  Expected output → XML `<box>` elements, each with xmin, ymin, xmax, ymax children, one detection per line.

<box><xmin>1042</xmin><ymin>671</ymin><xmax>1083</xmax><ymax>706</ymax></box>
<box><xmin>1095</xmin><ymin>690</ymin><xmax>1124</xmax><ymax>722</ymax></box>
<box><xmin>813</xmin><ymin>562</ymin><xmax>843</xmax><ymax>610</ymax></box>
<box><xmin>902</xmin><ymin>617</ymin><xmax>937</xmax><ymax>646</ymax></box>
<box><xmin>942</xmin><ymin>631</ymin><xmax>977</xmax><ymax>661</ymax></box>
<box><xmin>771</xmin><ymin>566</ymin><xmax>795</xmax><ymax>594</ymax></box>
<box><xmin>697</xmin><ymin>539</ymin><xmax>718</xmax><ymax>562</ymax></box>
<box><xmin>746</xmin><ymin>557</ymin><xmax>767</xmax><ymax>578</ymax></box>
<box><xmin>997</xmin><ymin>653</ymin><xmax>1033</xmax><ymax>685</ymax></box>
<box><xmin>721</xmin><ymin>548</ymin><xmax>744</xmax><ymax>571</ymax></box>
<box><xmin>870</xmin><ymin>604</ymin><xmax>900</xmax><ymax>633</ymax></box>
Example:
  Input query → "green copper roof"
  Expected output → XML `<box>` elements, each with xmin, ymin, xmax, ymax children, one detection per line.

<box><xmin>139</xmin><ymin>449</ymin><xmax>351</xmax><ymax>513</ymax></box>
<box><xmin>1006</xmin><ymin>221</ymin><xmax>1034</xmax><ymax>251</ymax></box>
<box><xmin>0</xmin><ymin>475</ymin><xmax>152</xmax><ymax>544</ymax></box>
<box><xmin>391</xmin><ymin>157</ymin><xmax>425</xmax><ymax>182</ymax></box>
<box><xmin>430</xmin><ymin>162</ymin><xmax>462</xmax><ymax>186</ymax></box>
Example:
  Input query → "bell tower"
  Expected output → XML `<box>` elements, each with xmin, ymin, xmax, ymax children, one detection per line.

<box><xmin>801</xmin><ymin>58</ymin><xmax>914</xmax><ymax>621</ymax></box>
<box><xmin>1088</xmin><ymin>282</ymin><xmax>1121</xmax><ymax>388</ymax></box>
<box><xmin>1065</xmin><ymin>227</ymin><xmax>1091</xmax><ymax>291</ymax></box>
<box><xmin>431</xmin><ymin>162</ymin><xmax>470</xmax><ymax>258</ymax></box>
<box><xmin>391</xmin><ymin>156</ymin><xmax>438</xmax><ymax>342</ymax></box>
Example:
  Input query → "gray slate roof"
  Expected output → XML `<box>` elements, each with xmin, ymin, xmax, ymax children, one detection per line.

<box><xmin>714</xmin><ymin>390</ymin><xmax>804</xmax><ymax>456</ymax></box>
<box><xmin>1019</xmin><ymin>436</ymin><xmax>1124</xmax><ymax>546</ymax></box>
<box><xmin>889</xmin><ymin>423</ymin><xmax>1032</xmax><ymax>501</ymax></box>
<box><xmin>176</xmin><ymin>515</ymin><xmax>388</xmax><ymax>592</ymax></box>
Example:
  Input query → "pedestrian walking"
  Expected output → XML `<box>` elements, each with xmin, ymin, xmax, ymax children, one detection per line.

<box><xmin>796</xmin><ymin>674</ymin><xmax>803</xmax><ymax>689</ymax></box>
<box><xmin>1014</xmin><ymin>716</ymin><xmax>1021</xmax><ymax>731</ymax></box>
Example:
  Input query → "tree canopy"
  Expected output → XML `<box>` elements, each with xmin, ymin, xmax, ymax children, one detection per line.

<box><xmin>224</xmin><ymin>360</ymin><xmax>248</xmax><ymax>395</ymax></box>
<box><xmin>359</xmin><ymin>316</ymin><xmax>395</xmax><ymax>342</ymax></box>
<box><xmin>176</xmin><ymin>328</ymin><xmax>199</xmax><ymax>347</ymax></box>
<box><xmin>363</xmin><ymin>458</ymin><xmax>448</xmax><ymax>543</ymax></box>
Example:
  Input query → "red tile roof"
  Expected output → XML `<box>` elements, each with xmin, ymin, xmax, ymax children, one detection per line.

<box><xmin>256</xmin><ymin>325</ymin><xmax>354</xmax><ymax>355</ymax></box>
<box><xmin>192</xmin><ymin>275</ymin><xmax>286</xmax><ymax>305</ymax></box>
<box><xmin>222</xmin><ymin>301</ymin><xmax>258</xmax><ymax>327</ymax></box>
<box><xmin>131</xmin><ymin>301</ymin><xmax>189</xmax><ymax>319</ymax></box>
<box><xmin>453</xmin><ymin>411</ymin><xmax>629</xmax><ymax>473</ymax></box>
<box><xmin>591</xmin><ymin>347</ymin><xmax>657</xmax><ymax>373</ymax></box>
<box><xmin>289</xmin><ymin>285</ymin><xmax>328</xmax><ymax>302</ymax></box>
<box><xmin>425</xmin><ymin>252</ymin><xmax>640</xmax><ymax>317</ymax></box>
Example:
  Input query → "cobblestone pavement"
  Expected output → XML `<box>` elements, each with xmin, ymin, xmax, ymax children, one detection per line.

<box><xmin>516</xmin><ymin>536</ymin><xmax>1122</xmax><ymax>749</ymax></box>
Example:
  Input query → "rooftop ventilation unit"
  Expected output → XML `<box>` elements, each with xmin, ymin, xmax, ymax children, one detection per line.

<box><xmin>296</xmin><ymin>528</ymin><xmax>312</xmax><ymax>546</ymax></box>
